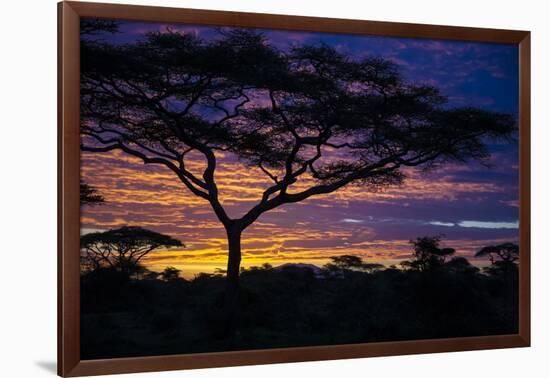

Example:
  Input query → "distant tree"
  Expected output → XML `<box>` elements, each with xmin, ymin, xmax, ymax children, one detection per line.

<box><xmin>475</xmin><ymin>243</ymin><xmax>519</xmax><ymax>265</ymax></box>
<box><xmin>476</xmin><ymin>242</ymin><xmax>519</xmax><ymax>328</ymax></box>
<box><xmin>324</xmin><ymin>255</ymin><xmax>384</xmax><ymax>275</ymax></box>
<box><xmin>80</xmin><ymin>180</ymin><xmax>105</xmax><ymax>206</ymax></box>
<box><xmin>325</xmin><ymin>255</ymin><xmax>364</xmax><ymax>270</ymax></box>
<box><xmin>161</xmin><ymin>266</ymin><xmax>183</xmax><ymax>281</ymax></box>
<box><xmin>80</xmin><ymin>226</ymin><xmax>183</xmax><ymax>274</ymax></box>
<box><xmin>241</xmin><ymin>263</ymin><xmax>274</xmax><ymax>273</ymax></box>
<box><xmin>81</xmin><ymin>27</ymin><xmax>515</xmax><ymax>333</ymax></box>
<box><xmin>401</xmin><ymin>236</ymin><xmax>455</xmax><ymax>271</ymax></box>
<box><xmin>475</xmin><ymin>243</ymin><xmax>519</xmax><ymax>275</ymax></box>
<box><xmin>361</xmin><ymin>262</ymin><xmax>385</xmax><ymax>273</ymax></box>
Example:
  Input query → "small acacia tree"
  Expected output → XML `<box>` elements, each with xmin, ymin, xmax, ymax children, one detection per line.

<box><xmin>401</xmin><ymin>236</ymin><xmax>456</xmax><ymax>271</ymax></box>
<box><xmin>323</xmin><ymin>255</ymin><xmax>384</xmax><ymax>275</ymax></box>
<box><xmin>475</xmin><ymin>242</ymin><xmax>519</xmax><ymax>327</ymax></box>
<box><xmin>475</xmin><ymin>243</ymin><xmax>519</xmax><ymax>265</ymax></box>
<box><xmin>80</xmin><ymin>226</ymin><xmax>183</xmax><ymax>274</ymax></box>
<box><xmin>161</xmin><ymin>266</ymin><xmax>183</xmax><ymax>282</ymax></box>
<box><xmin>80</xmin><ymin>25</ymin><xmax>515</xmax><ymax>331</ymax></box>
<box><xmin>475</xmin><ymin>242</ymin><xmax>519</xmax><ymax>274</ymax></box>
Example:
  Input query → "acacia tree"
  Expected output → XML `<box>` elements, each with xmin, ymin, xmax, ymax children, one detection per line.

<box><xmin>401</xmin><ymin>236</ymin><xmax>456</xmax><ymax>271</ymax></box>
<box><xmin>475</xmin><ymin>243</ymin><xmax>519</xmax><ymax>327</ymax></box>
<box><xmin>475</xmin><ymin>242</ymin><xmax>519</xmax><ymax>265</ymax></box>
<box><xmin>323</xmin><ymin>255</ymin><xmax>384</xmax><ymax>275</ymax></box>
<box><xmin>475</xmin><ymin>242</ymin><xmax>519</xmax><ymax>275</ymax></box>
<box><xmin>80</xmin><ymin>27</ymin><xmax>515</xmax><ymax>330</ymax></box>
<box><xmin>80</xmin><ymin>226</ymin><xmax>183</xmax><ymax>274</ymax></box>
<box><xmin>160</xmin><ymin>266</ymin><xmax>183</xmax><ymax>282</ymax></box>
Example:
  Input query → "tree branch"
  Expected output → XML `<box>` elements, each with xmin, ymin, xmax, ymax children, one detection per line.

<box><xmin>82</xmin><ymin>133</ymin><xmax>210</xmax><ymax>200</ymax></box>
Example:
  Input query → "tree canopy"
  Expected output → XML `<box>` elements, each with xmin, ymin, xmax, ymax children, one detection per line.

<box><xmin>323</xmin><ymin>255</ymin><xmax>384</xmax><ymax>274</ymax></box>
<box><xmin>401</xmin><ymin>235</ymin><xmax>456</xmax><ymax>271</ymax></box>
<box><xmin>81</xmin><ymin>27</ymin><xmax>516</xmax><ymax>230</ymax></box>
<box><xmin>475</xmin><ymin>242</ymin><xmax>519</xmax><ymax>264</ymax></box>
<box><xmin>80</xmin><ymin>226</ymin><xmax>183</xmax><ymax>272</ymax></box>
<box><xmin>475</xmin><ymin>242</ymin><xmax>519</xmax><ymax>275</ymax></box>
<box><xmin>161</xmin><ymin>266</ymin><xmax>183</xmax><ymax>282</ymax></box>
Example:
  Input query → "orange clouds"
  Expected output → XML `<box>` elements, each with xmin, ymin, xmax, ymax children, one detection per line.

<box><xmin>81</xmin><ymin>148</ymin><xmax>515</xmax><ymax>279</ymax></box>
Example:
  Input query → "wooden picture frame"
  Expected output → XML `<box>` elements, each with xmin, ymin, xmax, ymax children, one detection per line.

<box><xmin>58</xmin><ymin>1</ymin><xmax>531</xmax><ymax>376</ymax></box>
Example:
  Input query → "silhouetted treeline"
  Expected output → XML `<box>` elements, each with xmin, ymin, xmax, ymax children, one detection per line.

<box><xmin>80</xmin><ymin>236</ymin><xmax>519</xmax><ymax>360</ymax></box>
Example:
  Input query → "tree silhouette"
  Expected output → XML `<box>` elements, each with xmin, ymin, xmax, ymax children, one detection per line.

<box><xmin>475</xmin><ymin>242</ymin><xmax>519</xmax><ymax>328</ymax></box>
<box><xmin>80</xmin><ymin>180</ymin><xmax>105</xmax><ymax>206</ymax></box>
<box><xmin>323</xmin><ymin>255</ymin><xmax>383</xmax><ymax>275</ymax></box>
<box><xmin>325</xmin><ymin>255</ymin><xmax>363</xmax><ymax>270</ymax></box>
<box><xmin>80</xmin><ymin>26</ymin><xmax>516</xmax><ymax>332</ymax></box>
<box><xmin>80</xmin><ymin>226</ymin><xmax>183</xmax><ymax>274</ymax></box>
<box><xmin>475</xmin><ymin>242</ymin><xmax>519</xmax><ymax>265</ymax></box>
<box><xmin>475</xmin><ymin>242</ymin><xmax>519</xmax><ymax>275</ymax></box>
<box><xmin>401</xmin><ymin>236</ymin><xmax>456</xmax><ymax>271</ymax></box>
<box><xmin>161</xmin><ymin>266</ymin><xmax>183</xmax><ymax>281</ymax></box>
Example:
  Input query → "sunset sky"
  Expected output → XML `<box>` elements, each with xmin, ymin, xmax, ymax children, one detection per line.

<box><xmin>80</xmin><ymin>20</ymin><xmax>519</xmax><ymax>278</ymax></box>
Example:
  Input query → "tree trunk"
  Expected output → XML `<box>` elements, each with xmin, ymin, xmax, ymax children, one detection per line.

<box><xmin>223</xmin><ymin>224</ymin><xmax>242</xmax><ymax>337</ymax></box>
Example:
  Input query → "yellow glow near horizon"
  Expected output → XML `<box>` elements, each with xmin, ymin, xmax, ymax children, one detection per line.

<box><xmin>80</xmin><ymin>148</ymin><xmax>517</xmax><ymax>279</ymax></box>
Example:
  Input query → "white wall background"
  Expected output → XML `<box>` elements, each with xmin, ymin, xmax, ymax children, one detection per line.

<box><xmin>1</xmin><ymin>0</ymin><xmax>548</xmax><ymax>376</ymax></box>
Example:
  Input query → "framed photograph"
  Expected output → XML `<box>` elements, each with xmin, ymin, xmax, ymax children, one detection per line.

<box><xmin>58</xmin><ymin>1</ymin><xmax>530</xmax><ymax>376</ymax></box>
